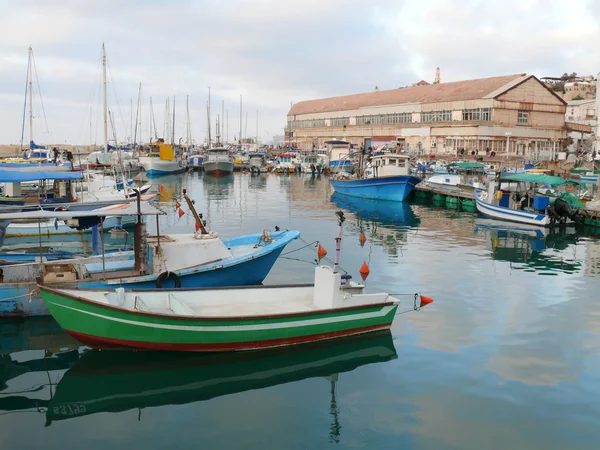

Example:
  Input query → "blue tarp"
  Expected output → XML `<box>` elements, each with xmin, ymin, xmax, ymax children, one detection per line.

<box><xmin>0</xmin><ymin>162</ymin><xmax>67</xmax><ymax>168</ymax></box>
<box><xmin>0</xmin><ymin>170</ymin><xmax>82</xmax><ymax>182</ymax></box>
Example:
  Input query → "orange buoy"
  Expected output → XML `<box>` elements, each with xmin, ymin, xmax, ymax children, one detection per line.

<box><xmin>178</xmin><ymin>208</ymin><xmax>185</xmax><ymax>218</ymax></box>
<box><xmin>317</xmin><ymin>245</ymin><xmax>328</xmax><ymax>261</ymax></box>
<box><xmin>359</xmin><ymin>261</ymin><xmax>370</xmax><ymax>281</ymax></box>
<box><xmin>419</xmin><ymin>295</ymin><xmax>434</xmax><ymax>308</ymax></box>
<box><xmin>358</xmin><ymin>231</ymin><xmax>367</xmax><ymax>247</ymax></box>
<box><xmin>159</xmin><ymin>185</ymin><xmax>165</xmax><ymax>191</ymax></box>
<box><xmin>175</xmin><ymin>200</ymin><xmax>181</xmax><ymax>209</ymax></box>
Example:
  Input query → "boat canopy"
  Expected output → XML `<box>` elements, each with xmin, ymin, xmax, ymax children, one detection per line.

<box><xmin>500</xmin><ymin>173</ymin><xmax>582</xmax><ymax>187</ymax></box>
<box><xmin>0</xmin><ymin>201</ymin><xmax>164</xmax><ymax>220</ymax></box>
<box><xmin>0</xmin><ymin>170</ymin><xmax>83</xmax><ymax>182</ymax></box>
<box><xmin>446</xmin><ymin>162</ymin><xmax>486</xmax><ymax>170</ymax></box>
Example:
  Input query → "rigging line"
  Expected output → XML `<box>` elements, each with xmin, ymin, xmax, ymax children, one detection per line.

<box><xmin>105</xmin><ymin>59</ymin><xmax>128</xmax><ymax>144</ymax></box>
<box><xmin>31</xmin><ymin>50</ymin><xmax>50</xmax><ymax>134</ymax></box>
<box><xmin>280</xmin><ymin>256</ymin><xmax>318</xmax><ymax>265</ymax></box>
<box><xmin>19</xmin><ymin>52</ymin><xmax>30</xmax><ymax>150</ymax></box>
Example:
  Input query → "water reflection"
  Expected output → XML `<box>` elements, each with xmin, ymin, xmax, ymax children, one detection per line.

<box><xmin>0</xmin><ymin>317</ymin><xmax>80</xmax><ymax>415</ymax></box>
<box><xmin>45</xmin><ymin>331</ymin><xmax>396</xmax><ymax>435</ymax></box>
<box><xmin>473</xmin><ymin>218</ymin><xmax>582</xmax><ymax>274</ymax></box>
<box><xmin>331</xmin><ymin>193</ymin><xmax>420</xmax><ymax>228</ymax></box>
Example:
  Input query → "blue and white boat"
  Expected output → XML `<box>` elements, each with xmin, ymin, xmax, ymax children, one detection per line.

<box><xmin>579</xmin><ymin>173</ymin><xmax>599</xmax><ymax>183</ymax></box>
<box><xmin>330</xmin><ymin>153</ymin><xmax>421</xmax><ymax>202</ymax></box>
<box><xmin>474</xmin><ymin>173</ymin><xmax>584</xmax><ymax>227</ymax></box>
<box><xmin>188</xmin><ymin>154</ymin><xmax>204</xmax><ymax>170</ymax></box>
<box><xmin>0</xmin><ymin>200</ymin><xmax>300</xmax><ymax>317</ymax></box>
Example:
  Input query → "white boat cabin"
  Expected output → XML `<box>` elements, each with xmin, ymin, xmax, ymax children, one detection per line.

<box><xmin>206</xmin><ymin>148</ymin><xmax>232</xmax><ymax>162</ymax></box>
<box><xmin>367</xmin><ymin>153</ymin><xmax>410</xmax><ymax>178</ymax></box>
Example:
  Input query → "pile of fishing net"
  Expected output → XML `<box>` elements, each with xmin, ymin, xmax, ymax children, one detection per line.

<box><xmin>556</xmin><ymin>192</ymin><xmax>585</xmax><ymax>210</ymax></box>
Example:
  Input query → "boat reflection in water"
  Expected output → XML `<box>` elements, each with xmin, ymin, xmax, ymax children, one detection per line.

<box><xmin>46</xmin><ymin>331</ymin><xmax>397</xmax><ymax>432</ymax></box>
<box><xmin>473</xmin><ymin>218</ymin><xmax>581</xmax><ymax>274</ymax></box>
<box><xmin>0</xmin><ymin>317</ymin><xmax>81</xmax><ymax>414</ymax></box>
<box><xmin>331</xmin><ymin>192</ymin><xmax>420</xmax><ymax>227</ymax></box>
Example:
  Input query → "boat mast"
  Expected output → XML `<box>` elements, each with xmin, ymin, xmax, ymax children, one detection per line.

<box><xmin>207</xmin><ymin>87</ymin><xmax>212</xmax><ymax>147</ymax></box>
<box><xmin>28</xmin><ymin>46</ymin><xmax>33</xmax><ymax>149</ymax></box>
<box><xmin>102</xmin><ymin>44</ymin><xmax>108</xmax><ymax>154</ymax></box>
<box><xmin>149</xmin><ymin>96</ymin><xmax>157</xmax><ymax>140</ymax></box>
<box><xmin>186</xmin><ymin>95</ymin><xmax>191</xmax><ymax>149</ymax></box>
<box><xmin>239</xmin><ymin>94</ymin><xmax>242</xmax><ymax>145</ymax></box>
<box><xmin>221</xmin><ymin>100</ymin><xmax>224</xmax><ymax>145</ymax></box>
<box><xmin>133</xmin><ymin>83</ymin><xmax>141</xmax><ymax>145</ymax></box>
<box><xmin>171</xmin><ymin>95</ymin><xmax>176</xmax><ymax>145</ymax></box>
<box><xmin>256</xmin><ymin>110</ymin><xmax>258</xmax><ymax>147</ymax></box>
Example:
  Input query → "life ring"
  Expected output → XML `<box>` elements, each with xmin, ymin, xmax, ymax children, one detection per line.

<box><xmin>155</xmin><ymin>271</ymin><xmax>181</xmax><ymax>288</ymax></box>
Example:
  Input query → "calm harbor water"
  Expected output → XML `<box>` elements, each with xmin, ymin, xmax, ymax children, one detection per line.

<box><xmin>2</xmin><ymin>172</ymin><xmax>600</xmax><ymax>449</ymax></box>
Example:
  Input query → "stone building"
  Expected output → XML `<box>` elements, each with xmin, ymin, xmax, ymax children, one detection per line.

<box><xmin>286</xmin><ymin>73</ymin><xmax>568</xmax><ymax>159</ymax></box>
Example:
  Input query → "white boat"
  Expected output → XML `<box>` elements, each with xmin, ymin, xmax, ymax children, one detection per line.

<box><xmin>474</xmin><ymin>173</ymin><xmax>584</xmax><ymax>227</ymax></box>
<box><xmin>139</xmin><ymin>139</ymin><xmax>187</xmax><ymax>177</ymax></box>
<box><xmin>203</xmin><ymin>148</ymin><xmax>234</xmax><ymax>176</ymax></box>
<box><xmin>248</xmin><ymin>152</ymin><xmax>268</xmax><ymax>174</ymax></box>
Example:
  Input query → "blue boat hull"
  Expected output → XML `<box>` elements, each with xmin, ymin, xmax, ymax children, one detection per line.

<box><xmin>330</xmin><ymin>176</ymin><xmax>421</xmax><ymax>202</ymax></box>
<box><xmin>0</xmin><ymin>230</ymin><xmax>299</xmax><ymax>317</ymax></box>
<box><xmin>145</xmin><ymin>168</ymin><xmax>188</xmax><ymax>177</ymax></box>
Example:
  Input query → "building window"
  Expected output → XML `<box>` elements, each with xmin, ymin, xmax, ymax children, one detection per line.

<box><xmin>461</xmin><ymin>108</ymin><xmax>491</xmax><ymax>121</ymax></box>
<box><xmin>420</xmin><ymin>110</ymin><xmax>451</xmax><ymax>122</ymax></box>
<box><xmin>330</xmin><ymin>117</ymin><xmax>350</xmax><ymax>127</ymax></box>
<box><xmin>292</xmin><ymin>119</ymin><xmax>325</xmax><ymax>129</ymax></box>
<box><xmin>356</xmin><ymin>113</ymin><xmax>412</xmax><ymax>125</ymax></box>
<box><xmin>517</xmin><ymin>110</ymin><xmax>529</xmax><ymax>125</ymax></box>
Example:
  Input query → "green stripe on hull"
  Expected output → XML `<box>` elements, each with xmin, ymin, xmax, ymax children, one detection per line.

<box><xmin>43</xmin><ymin>291</ymin><xmax>398</xmax><ymax>346</ymax></box>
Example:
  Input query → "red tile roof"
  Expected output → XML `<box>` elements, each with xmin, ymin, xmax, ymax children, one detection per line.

<box><xmin>290</xmin><ymin>73</ymin><xmax>527</xmax><ymax>116</ymax></box>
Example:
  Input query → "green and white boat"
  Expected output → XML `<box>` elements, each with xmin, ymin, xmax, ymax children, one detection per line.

<box><xmin>39</xmin><ymin>212</ymin><xmax>434</xmax><ymax>352</ymax></box>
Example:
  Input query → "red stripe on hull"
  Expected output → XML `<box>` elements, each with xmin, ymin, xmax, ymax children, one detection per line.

<box><xmin>65</xmin><ymin>323</ymin><xmax>392</xmax><ymax>352</ymax></box>
<box><xmin>205</xmin><ymin>169</ymin><xmax>232</xmax><ymax>176</ymax></box>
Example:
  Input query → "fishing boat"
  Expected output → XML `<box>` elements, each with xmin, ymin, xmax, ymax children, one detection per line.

<box><xmin>39</xmin><ymin>211</ymin><xmax>432</xmax><ymax>351</ymax></box>
<box><xmin>43</xmin><ymin>331</ymin><xmax>396</xmax><ymax>426</ymax></box>
<box><xmin>0</xmin><ymin>194</ymin><xmax>299</xmax><ymax>317</ymax></box>
<box><xmin>326</xmin><ymin>139</ymin><xmax>354</xmax><ymax>171</ymax></box>
<box><xmin>579</xmin><ymin>172</ymin><xmax>599</xmax><ymax>183</ymax></box>
<box><xmin>474</xmin><ymin>173</ymin><xmax>584</xmax><ymax>227</ymax></box>
<box><xmin>248</xmin><ymin>151</ymin><xmax>268</xmax><ymax>174</ymax></box>
<box><xmin>203</xmin><ymin>148</ymin><xmax>234</xmax><ymax>176</ymax></box>
<box><xmin>275</xmin><ymin>153</ymin><xmax>299</xmax><ymax>174</ymax></box>
<box><xmin>188</xmin><ymin>154</ymin><xmax>204</xmax><ymax>170</ymax></box>
<box><xmin>331</xmin><ymin>151</ymin><xmax>421</xmax><ymax>202</ymax></box>
<box><xmin>139</xmin><ymin>139</ymin><xmax>187</xmax><ymax>177</ymax></box>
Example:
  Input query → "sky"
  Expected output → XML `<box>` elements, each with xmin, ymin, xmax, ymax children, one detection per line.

<box><xmin>0</xmin><ymin>0</ymin><xmax>598</xmax><ymax>146</ymax></box>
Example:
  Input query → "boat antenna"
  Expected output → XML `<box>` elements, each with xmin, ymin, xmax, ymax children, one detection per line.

<box><xmin>333</xmin><ymin>211</ymin><xmax>345</xmax><ymax>274</ymax></box>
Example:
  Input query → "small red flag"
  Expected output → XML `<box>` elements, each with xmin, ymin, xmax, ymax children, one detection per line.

<box><xmin>317</xmin><ymin>245</ymin><xmax>327</xmax><ymax>261</ymax></box>
<box><xmin>178</xmin><ymin>208</ymin><xmax>185</xmax><ymax>218</ymax></box>
<box><xmin>195</xmin><ymin>220</ymin><xmax>201</xmax><ymax>232</ymax></box>
<box><xmin>175</xmin><ymin>200</ymin><xmax>181</xmax><ymax>209</ymax></box>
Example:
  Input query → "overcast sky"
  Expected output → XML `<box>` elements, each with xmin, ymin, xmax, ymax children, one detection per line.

<box><xmin>0</xmin><ymin>0</ymin><xmax>598</xmax><ymax>146</ymax></box>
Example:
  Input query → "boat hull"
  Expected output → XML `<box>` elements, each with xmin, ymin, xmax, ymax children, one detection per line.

<box><xmin>474</xmin><ymin>189</ymin><xmax>550</xmax><ymax>227</ymax></box>
<box><xmin>40</xmin><ymin>287</ymin><xmax>399</xmax><ymax>352</ymax></box>
<box><xmin>0</xmin><ymin>230</ymin><xmax>299</xmax><ymax>317</ymax></box>
<box><xmin>5</xmin><ymin>215</ymin><xmax>135</xmax><ymax>237</ymax></box>
<box><xmin>330</xmin><ymin>175</ymin><xmax>421</xmax><ymax>202</ymax></box>
<box><xmin>139</xmin><ymin>157</ymin><xmax>187</xmax><ymax>177</ymax></box>
<box><xmin>203</xmin><ymin>161</ymin><xmax>234</xmax><ymax>176</ymax></box>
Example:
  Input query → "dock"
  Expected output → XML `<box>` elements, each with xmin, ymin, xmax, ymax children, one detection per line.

<box><xmin>413</xmin><ymin>182</ymin><xmax>477</xmax><ymax>212</ymax></box>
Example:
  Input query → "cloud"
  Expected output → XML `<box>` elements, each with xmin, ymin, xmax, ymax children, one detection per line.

<box><xmin>0</xmin><ymin>0</ymin><xmax>597</xmax><ymax>145</ymax></box>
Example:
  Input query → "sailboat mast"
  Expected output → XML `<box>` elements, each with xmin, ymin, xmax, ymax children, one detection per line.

<box><xmin>239</xmin><ymin>94</ymin><xmax>242</xmax><ymax>145</ymax></box>
<box><xmin>221</xmin><ymin>100</ymin><xmax>224</xmax><ymax>144</ymax></box>
<box><xmin>133</xmin><ymin>83</ymin><xmax>141</xmax><ymax>145</ymax></box>
<box><xmin>149</xmin><ymin>96</ymin><xmax>157</xmax><ymax>140</ymax></box>
<box><xmin>207</xmin><ymin>87</ymin><xmax>212</xmax><ymax>147</ymax></box>
<box><xmin>28</xmin><ymin>46</ymin><xmax>33</xmax><ymax>147</ymax></box>
<box><xmin>171</xmin><ymin>95</ymin><xmax>176</xmax><ymax>145</ymax></box>
<box><xmin>256</xmin><ymin>110</ymin><xmax>258</xmax><ymax>146</ymax></box>
<box><xmin>102</xmin><ymin>44</ymin><xmax>108</xmax><ymax>154</ymax></box>
<box><xmin>226</xmin><ymin>109</ymin><xmax>228</xmax><ymax>143</ymax></box>
<box><xmin>186</xmin><ymin>95</ymin><xmax>191</xmax><ymax>148</ymax></box>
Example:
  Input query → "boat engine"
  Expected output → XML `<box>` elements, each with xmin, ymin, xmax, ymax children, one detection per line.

<box><xmin>546</xmin><ymin>198</ymin><xmax>581</xmax><ymax>224</ymax></box>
